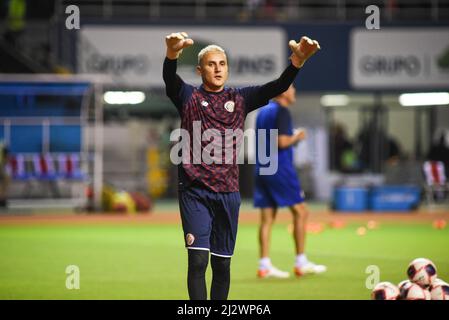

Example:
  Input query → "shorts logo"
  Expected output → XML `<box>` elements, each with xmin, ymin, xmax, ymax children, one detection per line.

<box><xmin>186</xmin><ymin>233</ymin><xmax>195</xmax><ymax>246</ymax></box>
<box><xmin>224</xmin><ymin>101</ymin><xmax>235</xmax><ymax>113</ymax></box>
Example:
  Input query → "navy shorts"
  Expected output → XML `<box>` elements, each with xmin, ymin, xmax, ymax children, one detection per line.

<box><xmin>253</xmin><ymin>170</ymin><xmax>305</xmax><ymax>208</ymax></box>
<box><xmin>179</xmin><ymin>187</ymin><xmax>241</xmax><ymax>257</ymax></box>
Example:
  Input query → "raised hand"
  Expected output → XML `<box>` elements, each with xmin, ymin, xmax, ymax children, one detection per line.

<box><xmin>165</xmin><ymin>32</ymin><xmax>194</xmax><ymax>60</ymax></box>
<box><xmin>289</xmin><ymin>36</ymin><xmax>320</xmax><ymax>68</ymax></box>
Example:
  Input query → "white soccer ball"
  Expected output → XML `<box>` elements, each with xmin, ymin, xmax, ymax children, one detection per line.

<box><xmin>430</xmin><ymin>279</ymin><xmax>449</xmax><ymax>300</ymax></box>
<box><xmin>371</xmin><ymin>282</ymin><xmax>400</xmax><ymax>300</ymax></box>
<box><xmin>407</xmin><ymin>258</ymin><xmax>437</xmax><ymax>287</ymax></box>
<box><xmin>430</xmin><ymin>278</ymin><xmax>447</xmax><ymax>287</ymax></box>
<box><xmin>401</xmin><ymin>282</ymin><xmax>431</xmax><ymax>300</ymax></box>
<box><xmin>398</xmin><ymin>280</ymin><xmax>413</xmax><ymax>299</ymax></box>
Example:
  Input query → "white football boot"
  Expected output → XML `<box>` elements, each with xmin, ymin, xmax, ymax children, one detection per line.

<box><xmin>294</xmin><ymin>261</ymin><xmax>327</xmax><ymax>277</ymax></box>
<box><xmin>257</xmin><ymin>265</ymin><xmax>290</xmax><ymax>279</ymax></box>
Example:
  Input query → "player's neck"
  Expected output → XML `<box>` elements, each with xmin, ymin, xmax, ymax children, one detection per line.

<box><xmin>202</xmin><ymin>83</ymin><xmax>224</xmax><ymax>93</ymax></box>
<box><xmin>274</xmin><ymin>98</ymin><xmax>288</xmax><ymax>108</ymax></box>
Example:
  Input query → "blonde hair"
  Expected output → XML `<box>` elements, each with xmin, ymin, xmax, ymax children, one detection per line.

<box><xmin>197</xmin><ymin>45</ymin><xmax>226</xmax><ymax>65</ymax></box>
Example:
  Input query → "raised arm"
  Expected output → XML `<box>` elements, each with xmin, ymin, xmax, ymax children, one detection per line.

<box><xmin>163</xmin><ymin>32</ymin><xmax>194</xmax><ymax>111</ymax></box>
<box><xmin>242</xmin><ymin>36</ymin><xmax>321</xmax><ymax>113</ymax></box>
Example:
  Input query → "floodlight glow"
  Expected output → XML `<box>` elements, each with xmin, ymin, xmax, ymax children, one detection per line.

<box><xmin>320</xmin><ymin>94</ymin><xmax>349</xmax><ymax>107</ymax></box>
<box><xmin>399</xmin><ymin>92</ymin><xmax>449</xmax><ymax>107</ymax></box>
<box><xmin>104</xmin><ymin>91</ymin><xmax>146</xmax><ymax>105</ymax></box>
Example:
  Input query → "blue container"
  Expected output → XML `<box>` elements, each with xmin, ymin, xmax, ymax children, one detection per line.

<box><xmin>369</xmin><ymin>185</ymin><xmax>421</xmax><ymax>211</ymax></box>
<box><xmin>333</xmin><ymin>187</ymin><xmax>369</xmax><ymax>212</ymax></box>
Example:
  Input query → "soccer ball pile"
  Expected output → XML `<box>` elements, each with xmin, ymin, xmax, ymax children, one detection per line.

<box><xmin>371</xmin><ymin>258</ymin><xmax>449</xmax><ymax>300</ymax></box>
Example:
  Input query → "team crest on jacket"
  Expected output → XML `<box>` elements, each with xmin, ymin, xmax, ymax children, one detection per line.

<box><xmin>224</xmin><ymin>101</ymin><xmax>235</xmax><ymax>112</ymax></box>
<box><xmin>186</xmin><ymin>233</ymin><xmax>195</xmax><ymax>246</ymax></box>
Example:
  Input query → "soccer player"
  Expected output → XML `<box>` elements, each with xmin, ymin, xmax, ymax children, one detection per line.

<box><xmin>254</xmin><ymin>85</ymin><xmax>327</xmax><ymax>279</ymax></box>
<box><xmin>163</xmin><ymin>32</ymin><xmax>320</xmax><ymax>300</ymax></box>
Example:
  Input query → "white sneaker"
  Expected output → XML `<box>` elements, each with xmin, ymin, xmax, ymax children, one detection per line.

<box><xmin>294</xmin><ymin>262</ymin><xmax>327</xmax><ymax>277</ymax></box>
<box><xmin>257</xmin><ymin>265</ymin><xmax>290</xmax><ymax>279</ymax></box>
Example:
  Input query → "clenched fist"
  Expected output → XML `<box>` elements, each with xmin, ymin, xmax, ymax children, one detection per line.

<box><xmin>294</xmin><ymin>128</ymin><xmax>307</xmax><ymax>143</ymax></box>
<box><xmin>289</xmin><ymin>36</ymin><xmax>320</xmax><ymax>68</ymax></box>
<box><xmin>165</xmin><ymin>32</ymin><xmax>194</xmax><ymax>60</ymax></box>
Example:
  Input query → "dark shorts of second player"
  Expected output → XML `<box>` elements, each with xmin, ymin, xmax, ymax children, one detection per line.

<box><xmin>253</xmin><ymin>170</ymin><xmax>305</xmax><ymax>208</ymax></box>
<box><xmin>178</xmin><ymin>186</ymin><xmax>241</xmax><ymax>258</ymax></box>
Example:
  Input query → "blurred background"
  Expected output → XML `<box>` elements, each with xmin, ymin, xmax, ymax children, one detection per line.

<box><xmin>0</xmin><ymin>0</ymin><xmax>448</xmax><ymax>213</ymax></box>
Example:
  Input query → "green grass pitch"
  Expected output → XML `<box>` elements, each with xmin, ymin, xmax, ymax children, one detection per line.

<box><xmin>0</xmin><ymin>222</ymin><xmax>448</xmax><ymax>299</ymax></box>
